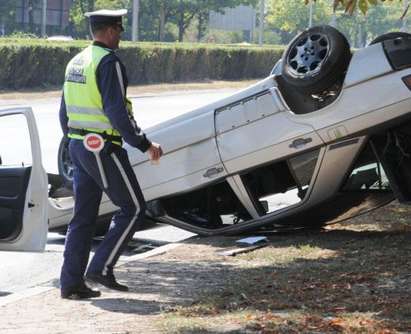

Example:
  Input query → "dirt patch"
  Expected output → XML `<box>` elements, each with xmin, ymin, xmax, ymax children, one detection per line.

<box><xmin>1</xmin><ymin>201</ymin><xmax>410</xmax><ymax>333</ymax></box>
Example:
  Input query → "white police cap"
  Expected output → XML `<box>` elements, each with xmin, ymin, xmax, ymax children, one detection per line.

<box><xmin>84</xmin><ymin>9</ymin><xmax>127</xmax><ymax>18</ymax></box>
<box><xmin>85</xmin><ymin>9</ymin><xmax>127</xmax><ymax>31</ymax></box>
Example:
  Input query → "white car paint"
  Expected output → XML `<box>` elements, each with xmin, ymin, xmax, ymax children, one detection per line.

<box><xmin>0</xmin><ymin>107</ymin><xmax>48</xmax><ymax>251</ymax></box>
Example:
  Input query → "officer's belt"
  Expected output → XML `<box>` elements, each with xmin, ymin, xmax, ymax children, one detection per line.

<box><xmin>68</xmin><ymin>128</ymin><xmax>122</xmax><ymax>142</ymax></box>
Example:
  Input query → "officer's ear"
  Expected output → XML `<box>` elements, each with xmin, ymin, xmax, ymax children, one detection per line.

<box><xmin>108</xmin><ymin>26</ymin><xmax>116</xmax><ymax>35</ymax></box>
<box><xmin>108</xmin><ymin>25</ymin><xmax>121</xmax><ymax>35</ymax></box>
<box><xmin>90</xmin><ymin>23</ymin><xmax>110</xmax><ymax>38</ymax></box>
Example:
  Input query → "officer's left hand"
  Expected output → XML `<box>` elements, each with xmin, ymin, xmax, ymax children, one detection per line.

<box><xmin>147</xmin><ymin>142</ymin><xmax>163</xmax><ymax>162</ymax></box>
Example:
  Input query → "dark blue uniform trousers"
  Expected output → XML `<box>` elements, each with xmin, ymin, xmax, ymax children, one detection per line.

<box><xmin>60</xmin><ymin>139</ymin><xmax>146</xmax><ymax>291</ymax></box>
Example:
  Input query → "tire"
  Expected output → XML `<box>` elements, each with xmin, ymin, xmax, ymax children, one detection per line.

<box><xmin>57</xmin><ymin>137</ymin><xmax>74</xmax><ymax>190</ymax></box>
<box><xmin>281</xmin><ymin>25</ymin><xmax>351</xmax><ymax>94</ymax></box>
<box><xmin>369</xmin><ymin>32</ymin><xmax>411</xmax><ymax>45</ymax></box>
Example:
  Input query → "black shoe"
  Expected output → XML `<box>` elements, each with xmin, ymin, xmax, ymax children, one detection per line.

<box><xmin>86</xmin><ymin>271</ymin><xmax>129</xmax><ymax>292</ymax></box>
<box><xmin>61</xmin><ymin>282</ymin><xmax>101</xmax><ymax>300</ymax></box>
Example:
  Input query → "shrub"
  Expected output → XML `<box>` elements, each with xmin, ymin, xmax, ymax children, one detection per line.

<box><xmin>0</xmin><ymin>39</ymin><xmax>285</xmax><ymax>90</ymax></box>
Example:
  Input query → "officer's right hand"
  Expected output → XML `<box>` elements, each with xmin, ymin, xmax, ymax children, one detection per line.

<box><xmin>147</xmin><ymin>142</ymin><xmax>163</xmax><ymax>163</ymax></box>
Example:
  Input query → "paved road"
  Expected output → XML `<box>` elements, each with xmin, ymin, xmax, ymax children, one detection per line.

<box><xmin>0</xmin><ymin>225</ymin><xmax>195</xmax><ymax>296</ymax></box>
<box><xmin>0</xmin><ymin>89</ymin><xmax>233</xmax><ymax>297</ymax></box>
<box><xmin>0</xmin><ymin>88</ymin><xmax>236</xmax><ymax>173</ymax></box>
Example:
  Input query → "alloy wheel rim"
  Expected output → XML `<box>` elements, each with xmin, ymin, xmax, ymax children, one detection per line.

<box><xmin>287</xmin><ymin>32</ymin><xmax>330</xmax><ymax>78</ymax></box>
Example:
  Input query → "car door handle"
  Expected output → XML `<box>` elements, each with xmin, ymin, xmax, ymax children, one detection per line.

<box><xmin>203</xmin><ymin>167</ymin><xmax>224</xmax><ymax>178</ymax></box>
<box><xmin>289</xmin><ymin>137</ymin><xmax>312</xmax><ymax>149</ymax></box>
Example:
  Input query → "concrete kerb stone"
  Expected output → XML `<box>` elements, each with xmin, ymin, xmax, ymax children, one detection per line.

<box><xmin>0</xmin><ymin>242</ymin><xmax>183</xmax><ymax>307</ymax></box>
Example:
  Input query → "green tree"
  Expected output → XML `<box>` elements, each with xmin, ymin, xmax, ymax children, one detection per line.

<box><xmin>173</xmin><ymin>0</ymin><xmax>198</xmax><ymax>42</ymax></box>
<box><xmin>140</xmin><ymin>0</ymin><xmax>259</xmax><ymax>42</ymax></box>
<box><xmin>69</xmin><ymin>0</ymin><xmax>95</xmax><ymax>37</ymax></box>
<box><xmin>171</xmin><ymin>0</ymin><xmax>259</xmax><ymax>42</ymax></box>
<box><xmin>138</xmin><ymin>0</ymin><xmax>179</xmax><ymax>41</ymax></box>
<box><xmin>69</xmin><ymin>0</ymin><xmax>129</xmax><ymax>38</ymax></box>
<box><xmin>336</xmin><ymin>3</ymin><xmax>404</xmax><ymax>46</ymax></box>
<box><xmin>268</xmin><ymin>0</ymin><xmax>406</xmax><ymax>46</ymax></box>
<box><xmin>267</xmin><ymin>0</ymin><xmax>333</xmax><ymax>43</ymax></box>
<box><xmin>310</xmin><ymin>0</ymin><xmax>398</xmax><ymax>15</ymax></box>
<box><xmin>194</xmin><ymin>0</ymin><xmax>258</xmax><ymax>41</ymax></box>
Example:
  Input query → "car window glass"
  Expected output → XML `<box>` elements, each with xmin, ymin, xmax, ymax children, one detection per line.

<box><xmin>0</xmin><ymin>114</ymin><xmax>32</xmax><ymax>167</ymax></box>
<box><xmin>343</xmin><ymin>143</ymin><xmax>389</xmax><ymax>191</ymax></box>
<box><xmin>162</xmin><ymin>180</ymin><xmax>251</xmax><ymax>229</ymax></box>
<box><xmin>241</xmin><ymin>149</ymin><xmax>320</xmax><ymax>214</ymax></box>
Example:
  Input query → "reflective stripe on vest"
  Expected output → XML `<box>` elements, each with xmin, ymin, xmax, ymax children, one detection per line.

<box><xmin>63</xmin><ymin>44</ymin><xmax>121</xmax><ymax>143</ymax></box>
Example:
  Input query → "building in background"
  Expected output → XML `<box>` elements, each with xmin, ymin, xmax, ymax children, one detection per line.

<box><xmin>15</xmin><ymin>0</ymin><xmax>72</xmax><ymax>35</ymax></box>
<box><xmin>209</xmin><ymin>5</ymin><xmax>256</xmax><ymax>42</ymax></box>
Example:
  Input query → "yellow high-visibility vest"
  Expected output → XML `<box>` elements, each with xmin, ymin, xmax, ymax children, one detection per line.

<box><xmin>64</xmin><ymin>44</ymin><xmax>122</xmax><ymax>145</ymax></box>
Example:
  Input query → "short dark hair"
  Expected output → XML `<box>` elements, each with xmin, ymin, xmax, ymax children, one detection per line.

<box><xmin>90</xmin><ymin>22</ymin><xmax>112</xmax><ymax>35</ymax></box>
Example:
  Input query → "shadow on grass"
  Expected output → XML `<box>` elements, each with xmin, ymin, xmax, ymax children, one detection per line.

<box><xmin>75</xmin><ymin>197</ymin><xmax>410</xmax><ymax>333</ymax></box>
<box><xmin>96</xmin><ymin>226</ymin><xmax>410</xmax><ymax>333</ymax></box>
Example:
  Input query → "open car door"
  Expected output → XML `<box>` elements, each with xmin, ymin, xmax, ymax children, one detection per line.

<box><xmin>0</xmin><ymin>106</ymin><xmax>48</xmax><ymax>251</ymax></box>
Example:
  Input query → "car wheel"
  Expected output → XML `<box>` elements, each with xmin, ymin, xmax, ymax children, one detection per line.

<box><xmin>58</xmin><ymin>137</ymin><xmax>74</xmax><ymax>190</ymax></box>
<box><xmin>369</xmin><ymin>32</ymin><xmax>411</xmax><ymax>45</ymax></box>
<box><xmin>281</xmin><ymin>25</ymin><xmax>351</xmax><ymax>94</ymax></box>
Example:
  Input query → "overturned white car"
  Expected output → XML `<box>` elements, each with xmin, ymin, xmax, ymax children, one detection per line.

<box><xmin>2</xmin><ymin>26</ymin><xmax>411</xmax><ymax>250</ymax></box>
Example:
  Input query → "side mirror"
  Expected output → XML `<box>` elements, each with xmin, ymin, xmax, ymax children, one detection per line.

<box><xmin>0</xmin><ymin>155</ymin><xmax>2</xmax><ymax>165</ymax></box>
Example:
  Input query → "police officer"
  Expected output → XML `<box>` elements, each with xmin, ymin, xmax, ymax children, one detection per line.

<box><xmin>59</xmin><ymin>9</ymin><xmax>163</xmax><ymax>299</ymax></box>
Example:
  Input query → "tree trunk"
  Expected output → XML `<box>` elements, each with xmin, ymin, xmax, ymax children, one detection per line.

<box><xmin>28</xmin><ymin>0</ymin><xmax>34</xmax><ymax>33</ymax></box>
<box><xmin>178</xmin><ymin>11</ymin><xmax>184</xmax><ymax>42</ymax></box>
<box><xmin>159</xmin><ymin>2</ymin><xmax>165</xmax><ymax>41</ymax></box>
<box><xmin>60</xmin><ymin>0</ymin><xmax>64</xmax><ymax>34</ymax></box>
<box><xmin>87</xmin><ymin>0</ymin><xmax>94</xmax><ymax>12</ymax></box>
<box><xmin>197</xmin><ymin>12</ymin><xmax>207</xmax><ymax>42</ymax></box>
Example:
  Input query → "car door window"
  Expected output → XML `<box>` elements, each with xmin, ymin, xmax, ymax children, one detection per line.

<box><xmin>162</xmin><ymin>180</ymin><xmax>251</xmax><ymax>229</ymax></box>
<box><xmin>0</xmin><ymin>114</ymin><xmax>34</xmax><ymax>240</ymax></box>
<box><xmin>343</xmin><ymin>142</ymin><xmax>389</xmax><ymax>192</ymax></box>
<box><xmin>241</xmin><ymin>149</ymin><xmax>321</xmax><ymax>214</ymax></box>
<box><xmin>0</xmin><ymin>114</ymin><xmax>32</xmax><ymax>167</ymax></box>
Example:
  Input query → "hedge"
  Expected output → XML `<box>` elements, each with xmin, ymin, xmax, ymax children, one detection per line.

<box><xmin>0</xmin><ymin>39</ymin><xmax>285</xmax><ymax>90</ymax></box>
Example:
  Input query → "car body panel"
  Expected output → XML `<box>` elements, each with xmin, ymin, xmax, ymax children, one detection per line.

<box><xmin>344</xmin><ymin>43</ymin><xmax>392</xmax><ymax>88</ymax></box>
<box><xmin>141</xmin><ymin>77</ymin><xmax>276</xmax><ymax>135</ymax></box>
<box><xmin>215</xmin><ymin>87</ymin><xmax>324</xmax><ymax>173</ymax></box>
<box><xmin>0</xmin><ymin>107</ymin><xmax>48</xmax><ymax>251</ymax></box>
<box><xmin>125</xmin><ymin>109</ymin><xmax>226</xmax><ymax>200</ymax></box>
<box><xmin>289</xmin><ymin>68</ymin><xmax>411</xmax><ymax>142</ymax></box>
<box><xmin>305</xmin><ymin>136</ymin><xmax>367</xmax><ymax>206</ymax></box>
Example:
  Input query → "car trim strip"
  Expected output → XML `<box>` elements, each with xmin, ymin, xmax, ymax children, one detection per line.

<box><xmin>329</xmin><ymin>138</ymin><xmax>360</xmax><ymax>150</ymax></box>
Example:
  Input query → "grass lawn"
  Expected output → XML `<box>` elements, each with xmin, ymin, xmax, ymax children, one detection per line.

<box><xmin>156</xmin><ymin>201</ymin><xmax>411</xmax><ymax>334</ymax></box>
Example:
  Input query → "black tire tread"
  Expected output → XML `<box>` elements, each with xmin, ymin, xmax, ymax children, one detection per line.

<box><xmin>369</xmin><ymin>32</ymin><xmax>411</xmax><ymax>45</ymax></box>
<box><xmin>282</xmin><ymin>25</ymin><xmax>351</xmax><ymax>94</ymax></box>
<box><xmin>57</xmin><ymin>137</ymin><xmax>74</xmax><ymax>190</ymax></box>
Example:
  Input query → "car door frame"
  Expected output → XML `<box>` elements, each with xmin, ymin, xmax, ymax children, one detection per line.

<box><xmin>0</xmin><ymin>106</ymin><xmax>48</xmax><ymax>252</ymax></box>
<box><xmin>214</xmin><ymin>85</ymin><xmax>325</xmax><ymax>215</ymax></box>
